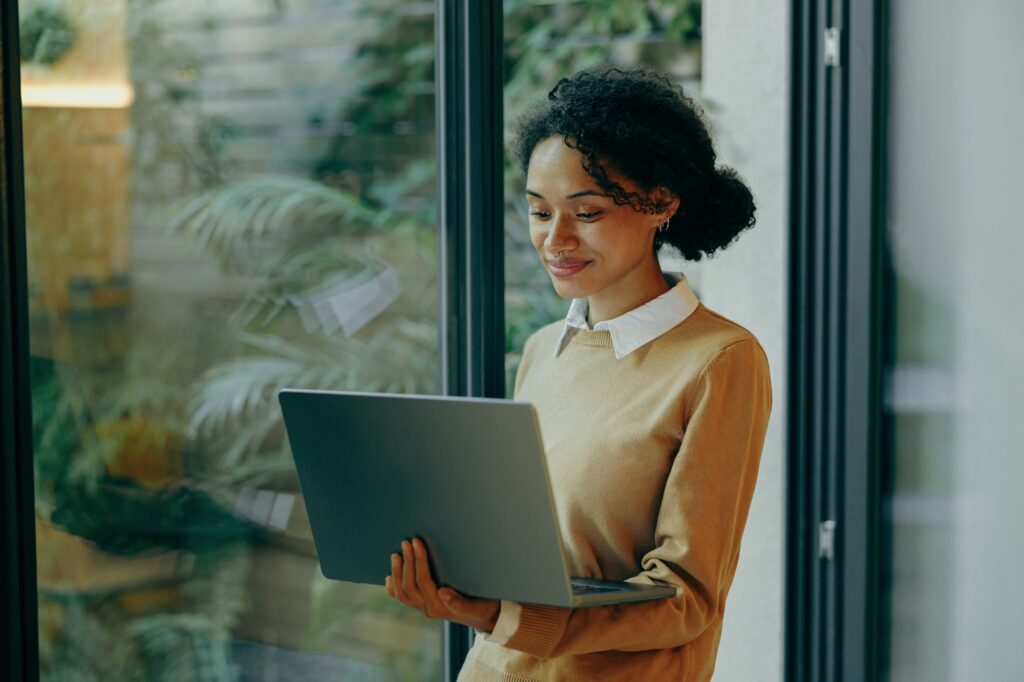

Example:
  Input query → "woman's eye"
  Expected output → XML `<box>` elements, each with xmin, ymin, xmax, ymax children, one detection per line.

<box><xmin>528</xmin><ymin>210</ymin><xmax>601</xmax><ymax>220</ymax></box>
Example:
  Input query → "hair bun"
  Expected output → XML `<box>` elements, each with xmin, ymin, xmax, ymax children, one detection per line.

<box><xmin>664</xmin><ymin>167</ymin><xmax>756</xmax><ymax>260</ymax></box>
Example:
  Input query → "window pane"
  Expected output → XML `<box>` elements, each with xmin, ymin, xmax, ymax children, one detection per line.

<box><xmin>21</xmin><ymin>1</ymin><xmax>440</xmax><ymax>679</ymax></box>
<box><xmin>881</xmin><ymin>2</ymin><xmax>1024</xmax><ymax>680</ymax></box>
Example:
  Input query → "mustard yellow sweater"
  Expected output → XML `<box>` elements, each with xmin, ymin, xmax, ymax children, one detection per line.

<box><xmin>457</xmin><ymin>303</ymin><xmax>772</xmax><ymax>681</ymax></box>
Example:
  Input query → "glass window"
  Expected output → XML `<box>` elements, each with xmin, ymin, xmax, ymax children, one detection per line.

<box><xmin>880</xmin><ymin>3</ymin><xmax>1024</xmax><ymax>680</ymax></box>
<box><xmin>21</xmin><ymin>0</ymin><xmax>440</xmax><ymax>679</ymax></box>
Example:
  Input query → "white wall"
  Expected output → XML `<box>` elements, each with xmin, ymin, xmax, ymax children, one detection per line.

<box><xmin>664</xmin><ymin>1</ymin><xmax>790</xmax><ymax>679</ymax></box>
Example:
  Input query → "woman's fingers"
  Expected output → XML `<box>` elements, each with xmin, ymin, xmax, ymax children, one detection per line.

<box><xmin>390</xmin><ymin>552</ymin><xmax>413</xmax><ymax>606</ymax></box>
<box><xmin>412</xmin><ymin>538</ymin><xmax>446</xmax><ymax>617</ymax></box>
<box><xmin>400</xmin><ymin>540</ymin><xmax>423</xmax><ymax>605</ymax></box>
<box><xmin>384</xmin><ymin>540</ymin><xmax>500</xmax><ymax>630</ymax></box>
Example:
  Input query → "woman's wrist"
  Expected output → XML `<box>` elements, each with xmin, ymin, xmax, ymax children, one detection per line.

<box><xmin>482</xmin><ymin>600</ymin><xmax>501</xmax><ymax>632</ymax></box>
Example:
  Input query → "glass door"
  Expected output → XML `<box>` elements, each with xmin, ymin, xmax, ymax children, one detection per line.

<box><xmin>879</xmin><ymin>2</ymin><xmax>1024</xmax><ymax>680</ymax></box>
<box><xmin>19</xmin><ymin>0</ymin><xmax>442</xmax><ymax>679</ymax></box>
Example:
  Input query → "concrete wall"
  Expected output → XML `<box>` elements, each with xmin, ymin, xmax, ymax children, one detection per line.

<box><xmin>670</xmin><ymin>1</ymin><xmax>790</xmax><ymax>679</ymax></box>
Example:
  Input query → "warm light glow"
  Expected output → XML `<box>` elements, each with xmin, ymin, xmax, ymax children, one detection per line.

<box><xmin>21</xmin><ymin>84</ymin><xmax>134</xmax><ymax>109</ymax></box>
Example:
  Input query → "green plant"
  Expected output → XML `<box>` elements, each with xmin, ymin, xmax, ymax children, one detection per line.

<box><xmin>160</xmin><ymin>175</ymin><xmax>440</xmax><ymax>480</ymax></box>
<box><xmin>20</xmin><ymin>5</ymin><xmax>76</xmax><ymax>65</ymax></box>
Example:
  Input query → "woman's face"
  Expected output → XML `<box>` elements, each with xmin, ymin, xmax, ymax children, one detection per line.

<box><xmin>525</xmin><ymin>136</ymin><xmax>676</xmax><ymax>304</ymax></box>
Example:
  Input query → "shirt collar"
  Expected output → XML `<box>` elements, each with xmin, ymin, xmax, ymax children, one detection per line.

<box><xmin>553</xmin><ymin>271</ymin><xmax>700</xmax><ymax>360</ymax></box>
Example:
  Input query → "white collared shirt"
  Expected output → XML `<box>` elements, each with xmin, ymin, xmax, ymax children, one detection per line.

<box><xmin>553</xmin><ymin>271</ymin><xmax>701</xmax><ymax>360</ymax></box>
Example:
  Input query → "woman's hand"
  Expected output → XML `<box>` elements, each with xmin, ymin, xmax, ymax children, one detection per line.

<box><xmin>385</xmin><ymin>537</ymin><xmax>501</xmax><ymax>633</ymax></box>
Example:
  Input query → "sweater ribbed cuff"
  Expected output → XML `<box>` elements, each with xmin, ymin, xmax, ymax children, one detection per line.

<box><xmin>502</xmin><ymin>603</ymin><xmax>567</xmax><ymax>659</ymax></box>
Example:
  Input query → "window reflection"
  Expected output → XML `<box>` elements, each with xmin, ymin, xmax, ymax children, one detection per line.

<box><xmin>23</xmin><ymin>0</ymin><xmax>440</xmax><ymax>679</ymax></box>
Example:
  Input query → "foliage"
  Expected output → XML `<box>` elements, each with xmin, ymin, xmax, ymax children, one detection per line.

<box><xmin>19</xmin><ymin>4</ymin><xmax>76</xmax><ymax>65</ymax></box>
<box><xmin>159</xmin><ymin>175</ymin><xmax>440</xmax><ymax>478</ymax></box>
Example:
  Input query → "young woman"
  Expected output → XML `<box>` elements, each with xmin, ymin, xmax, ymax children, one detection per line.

<box><xmin>385</xmin><ymin>67</ymin><xmax>772</xmax><ymax>681</ymax></box>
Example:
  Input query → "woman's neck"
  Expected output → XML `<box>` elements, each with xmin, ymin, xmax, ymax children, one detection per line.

<box><xmin>586</xmin><ymin>260</ymin><xmax>671</xmax><ymax>326</ymax></box>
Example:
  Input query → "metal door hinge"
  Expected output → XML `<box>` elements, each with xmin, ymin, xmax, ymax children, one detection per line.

<box><xmin>824</xmin><ymin>27</ymin><xmax>841</xmax><ymax>67</ymax></box>
<box><xmin>818</xmin><ymin>519</ymin><xmax>837</xmax><ymax>560</ymax></box>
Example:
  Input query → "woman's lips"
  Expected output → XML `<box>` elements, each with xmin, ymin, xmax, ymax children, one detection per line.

<box><xmin>547</xmin><ymin>260</ymin><xmax>591</xmax><ymax>277</ymax></box>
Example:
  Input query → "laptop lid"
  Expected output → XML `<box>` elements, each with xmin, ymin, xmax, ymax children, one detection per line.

<box><xmin>278</xmin><ymin>388</ymin><xmax>577</xmax><ymax>606</ymax></box>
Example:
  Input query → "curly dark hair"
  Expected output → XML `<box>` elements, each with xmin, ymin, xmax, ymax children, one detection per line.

<box><xmin>509</xmin><ymin>67</ymin><xmax>756</xmax><ymax>261</ymax></box>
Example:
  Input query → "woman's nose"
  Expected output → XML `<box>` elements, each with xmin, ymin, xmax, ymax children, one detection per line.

<box><xmin>544</xmin><ymin>213</ymin><xmax>578</xmax><ymax>252</ymax></box>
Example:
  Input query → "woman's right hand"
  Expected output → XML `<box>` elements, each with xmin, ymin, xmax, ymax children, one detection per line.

<box><xmin>385</xmin><ymin>537</ymin><xmax>501</xmax><ymax>633</ymax></box>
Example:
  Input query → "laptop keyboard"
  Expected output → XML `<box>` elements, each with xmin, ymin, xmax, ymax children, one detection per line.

<box><xmin>571</xmin><ymin>582</ymin><xmax>623</xmax><ymax>594</ymax></box>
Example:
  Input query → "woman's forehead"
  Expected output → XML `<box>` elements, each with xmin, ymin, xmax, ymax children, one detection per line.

<box><xmin>527</xmin><ymin>148</ymin><xmax>642</xmax><ymax>200</ymax></box>
<box><xmin>527</xmin><ymin>137</ymin><xmax>587</xmax><ymax>174</ymax></box>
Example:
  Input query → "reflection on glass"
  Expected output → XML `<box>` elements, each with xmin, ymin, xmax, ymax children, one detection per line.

<box><xmin>880</xmin><ymin>3</ymin><xmax>958</xmax><ymax>679</ymax></box>
<box><xmin>501</xmin><ymin>0</ymin><xmax>703</xmax><ymax>393</ymax></box>
<box><xmin>22</xmin><ymin>0</ymin><xmax>440</xmax><ymax>679</ymax></box>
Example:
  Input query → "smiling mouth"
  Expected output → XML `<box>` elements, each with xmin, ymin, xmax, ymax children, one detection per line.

<box><xmin>548</xmin><ymin>260</ymin><xmax>592</xmax><ymax>277</ymax></box>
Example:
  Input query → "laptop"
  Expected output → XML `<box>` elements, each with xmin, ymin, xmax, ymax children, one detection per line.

<box><xmin>277</xmin><ymin>388</ymin><xmax>677</xmax><ymax>608</ymax></box>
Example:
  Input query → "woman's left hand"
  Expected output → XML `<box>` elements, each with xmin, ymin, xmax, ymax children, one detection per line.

<box><xmin>386</xmin><ymin>537</ymin><xmax>501</xmax><ymax>633</ymax></box>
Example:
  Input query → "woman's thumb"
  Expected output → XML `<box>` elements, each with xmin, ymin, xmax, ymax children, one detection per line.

<box><xmin>440</xmin><ymin>588</ymin><xmax>461</xmax><ymax>610</ymax></box>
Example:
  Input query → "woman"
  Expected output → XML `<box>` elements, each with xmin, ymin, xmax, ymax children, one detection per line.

<box><xmin>386</xmin><ymin>67</ymin><xmax>772</xmax><ymax>681</ymax></box>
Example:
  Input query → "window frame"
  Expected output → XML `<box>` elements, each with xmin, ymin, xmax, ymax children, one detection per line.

<box><xmin>435</xmin><ymin>0</ymin><xmax>506</xmax><ymax>678</ymax></box>
<box><xmin>1</xmin><ymin>0</ymin><xmax>41</xmax><ymax>678</ymax></box>
<box><xmin>786</xmin><ymin>0</ymin><xmax>888</xmax><ymax>680</ymax></box>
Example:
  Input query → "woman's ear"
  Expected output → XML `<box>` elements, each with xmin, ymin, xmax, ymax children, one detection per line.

<box><xmin>651</xmin><ymin>186</ymin><xmax>681</xmax><ymax>219</ymax></box>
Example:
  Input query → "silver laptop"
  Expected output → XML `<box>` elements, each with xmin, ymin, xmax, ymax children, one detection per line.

<box><xmin>277</xmin><ymin>388</ymin><xmax>676</xmax><ymax>608</ymax></box>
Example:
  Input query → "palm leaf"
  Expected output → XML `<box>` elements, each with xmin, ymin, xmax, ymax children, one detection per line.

<box><xmin>187</xmin><ymin>320</ymin><xmax>437</xmax><ymax>456</ymax></box>
<box><xmin>155</xmin><ymin>175</ymin><xmax>380</xmax><ymax>264</ymax></box>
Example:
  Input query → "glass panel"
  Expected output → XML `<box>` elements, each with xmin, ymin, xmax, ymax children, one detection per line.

<box><xmin>880</xmin><ymin>4</ymin><xmax>962</xmax><ymax>678</ymax></box>
<box><xmin>20</xmin><ymin>0</ymin><xmax>440</xmax><ymax>679</ymax></box>
<box><xmin>881</xmin><ymin>2</ymin><xmax>1024</xmax><ymax>680</ymax></box>
<box><xmin>502</xmin><ymin>0</ymin><xmax>702</xmax><ymax>392</ymax></box>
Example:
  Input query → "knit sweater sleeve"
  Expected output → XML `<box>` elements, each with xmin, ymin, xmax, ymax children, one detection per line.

<box><xmin>501</xmin><ymin>337</ymin><xmax>773</xmax><ymax>659</ymax></box>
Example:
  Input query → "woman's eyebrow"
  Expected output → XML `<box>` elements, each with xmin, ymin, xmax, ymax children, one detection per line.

<box><xmin>525</xmin><ymin>189</ymin><xmax>603</xmax><ymax>199</ymax></box>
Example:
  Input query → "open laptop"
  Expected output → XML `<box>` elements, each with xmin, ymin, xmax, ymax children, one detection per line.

<box><xmin>277</xmin><ymin>388</ymin><xmax>676</xmax><ymax>608</ymax></box>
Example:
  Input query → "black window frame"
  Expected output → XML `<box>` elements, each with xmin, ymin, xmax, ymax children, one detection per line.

<box><xmin>435</xmin><ymin>0</ymin><xmax>505</xmax><ymax>678</ymax></box>
<box><xmin>1</xmin><ymin>0</ymin><xmax>40</xmax><ymax>678</ymax></box>
<box><xmin>786</xmin><ymin>0</ymin><xmax>888</xmax><ymax>681</ymax></box>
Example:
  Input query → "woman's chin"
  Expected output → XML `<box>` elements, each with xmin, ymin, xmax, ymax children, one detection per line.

<box><xmin>550</xmin><ymin>277</ymin><xmax>593</xmax><ymax>299</ymax></box>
